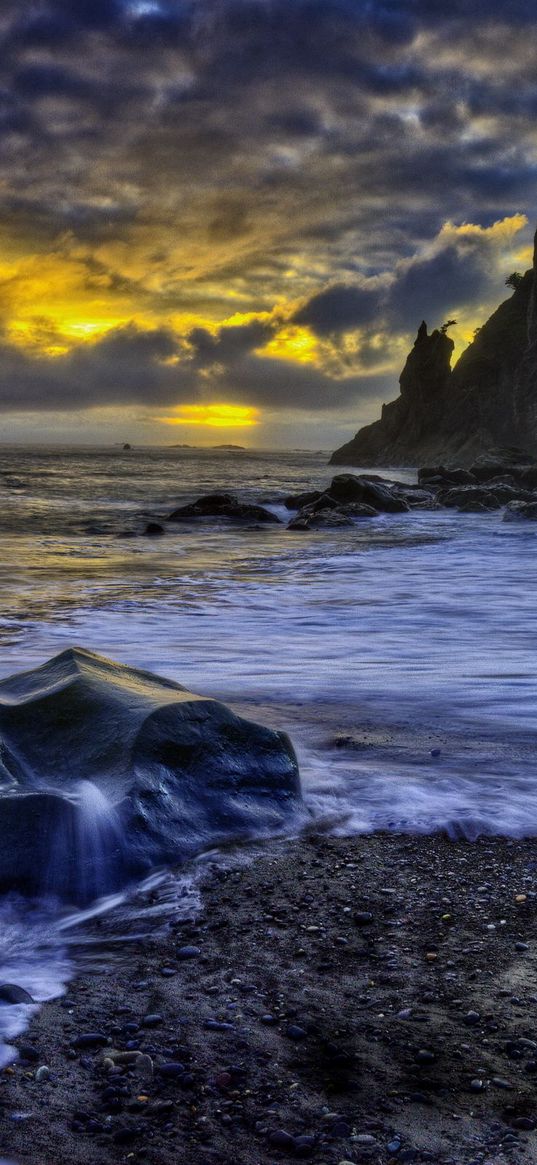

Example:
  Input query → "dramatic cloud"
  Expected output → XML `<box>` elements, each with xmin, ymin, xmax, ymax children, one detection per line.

<box><xmin>0</xmin><ymin>1</ymin><xmax>535</xmax><ymax>441</ymax></box>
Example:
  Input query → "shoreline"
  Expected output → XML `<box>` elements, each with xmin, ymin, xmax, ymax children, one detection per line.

<box><xmin>2</xmin><ymin>831</ymin><xmax>537</xmax><ymax>1164</ymax></box>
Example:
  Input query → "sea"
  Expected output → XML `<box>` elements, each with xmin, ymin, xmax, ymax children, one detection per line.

<box><xmin>1</xmin><ymin>442</ymin><xmax>537</xmax><ymax>1071</ymax></box>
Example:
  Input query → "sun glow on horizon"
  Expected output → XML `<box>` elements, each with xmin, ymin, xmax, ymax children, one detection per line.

<box><xmin>158</xmin><ymin>404</ymin><xmax>260</xmax><ymax>428</ymax></box>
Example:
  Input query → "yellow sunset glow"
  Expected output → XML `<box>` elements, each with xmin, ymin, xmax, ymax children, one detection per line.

<box><xmin>158</xmin><ymin>404</ymin><xmax>260</xmax><ymax>428</ymax></box>
<box><xmin>259</xmin><ymin>325</ymin><xmax>319</xmax><ymax>364</ymax></box>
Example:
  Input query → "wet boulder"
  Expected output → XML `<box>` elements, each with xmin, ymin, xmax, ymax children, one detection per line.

<box><xmin>328</xmin><ymin>474</ymin><xmax>409</xmax><ymax>513</ymax></box>
<box><xmin>167</xmin><ymin>493</ymin><xmax>280</xmax><ymax>524</ymax></box>
<box><xmin>0</xmin><ymin>649</ymin><xmax>301</xmax><ymax>902</ymax></box>
<box><xmin>418</xmin><ymin>466</ymin><xmax>477</xmax><ymax>488</ymax></box>
<box><xmin>284</xmin><ymin>490</ymin><xmax>324</xmax><ymax>510</ymax></box>
<box><xmin>287</xmin><ymin>509</ymin><xmax>354</xmax><ymax>530</ymax></box>
<box><xmin>504</xmin><ymin>500</ymin><xmax>537</xmax><ymax>521</ymax></box>
<box><xmin>438</xmin><ymin>484</ymin><xmax>534</xmax><ymax>511</ymax></box>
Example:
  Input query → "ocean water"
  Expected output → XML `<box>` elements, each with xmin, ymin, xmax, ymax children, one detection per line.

<box><xmin>1</xmin><ymin>442</ymin><xmax>537</xmax><ymax>1069</ymax></box>
<box><xmin>0</xmin><ymin>443</ymin><xmax>537</xmax><ymax>838</ymax></box>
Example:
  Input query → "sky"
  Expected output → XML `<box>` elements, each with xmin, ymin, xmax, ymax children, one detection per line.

<box><xmin>1</xmin><ymin>0</ymin><xmax>536</xmax><ymax>448</ymax></box>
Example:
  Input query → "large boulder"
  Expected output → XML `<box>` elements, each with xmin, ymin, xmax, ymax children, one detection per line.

<box><xmin>328</xmin><ymin>474</ymin><xmax>409</xmax><ymax>513</ymax></box>
<box><xmin>437</xmin><ymin>483</ymin><xmax>534</xmax><ymax>511</ymax></box>
<box><xmin>0</xmin><ymin>649</ymin><xmax>301</xmax><ymax>902</ymax></box>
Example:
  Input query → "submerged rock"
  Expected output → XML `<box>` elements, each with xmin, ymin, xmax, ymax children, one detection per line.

<box><xmin>0</xmin><ymin>649</ymin><xmax>301</xmax><ymax>901</ymax></box>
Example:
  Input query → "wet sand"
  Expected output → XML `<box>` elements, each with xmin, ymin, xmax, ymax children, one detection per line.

<box><xmin>3</xmin><ymin>831</ymin><xmax>537</xmax><ymax>1164</ymax></box>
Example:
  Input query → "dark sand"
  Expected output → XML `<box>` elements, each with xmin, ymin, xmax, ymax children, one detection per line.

<box><xmin>3</xmin><ymin>832</ymin><xmax>537</xmax><ymax>1164</ymax></box>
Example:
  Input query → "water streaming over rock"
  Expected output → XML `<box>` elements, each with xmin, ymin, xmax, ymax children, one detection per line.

<box><xmin>53</xmin><ymin>780</ymin><xmax>125</xmax><ymax>903</ymax></box>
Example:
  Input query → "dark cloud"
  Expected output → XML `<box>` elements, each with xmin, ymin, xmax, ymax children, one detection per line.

<box><xmin>293</xmin><ymin>284</ymin><xmax>383</xmax><ymax>335</ymax></box>
<box><xmin>0</xmin><ymin>317</ymin><xmax>385</xmax><ymax>415</ymax></box>
<box><xmin>207</xmin><ymin>198</ymin><xmax>250</xmax><ymax>243</ymax></box>
<box><xmin>385</xmin><ymin>243</ymin><xmax>492</xmax><ymax>331</ymax></box>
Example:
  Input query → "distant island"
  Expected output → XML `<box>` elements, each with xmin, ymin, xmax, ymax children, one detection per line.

<box><xmin>330</xmin><ymin>226</ymin><xmax>537</xmax><ymax>467</ymax></box>
<box><xmin>169</xmin><ymin>443</ymin><xmax>246</xmax><ymax>451</ymax></box>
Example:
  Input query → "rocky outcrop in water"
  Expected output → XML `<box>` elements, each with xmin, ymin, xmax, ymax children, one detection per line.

<box><xmin>330</xmin><ymin>247</ymin><xmax>537</xmax><ymax>467</ymax></box>
<box><xmin>0</xmin><ymin>649</ymin><xmax>301</xmax><ymax>902</ymax></box>
<box><xmin>167</xmin><ymin>493</ymin><xmax>280</xmax><ymax>524</ymax></box>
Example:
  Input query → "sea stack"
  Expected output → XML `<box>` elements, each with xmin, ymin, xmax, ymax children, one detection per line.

<box><xmin>330</xmin><ymin>230</ymin><xmax>537</xmax><ymax>467</ymax></box>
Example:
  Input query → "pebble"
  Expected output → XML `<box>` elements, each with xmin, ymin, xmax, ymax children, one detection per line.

<box><xmin>177</xmin><ymin>946</ymin><xmax>201</xmax><ymax>959</ymax></box>
<box><xmin>387</xmin><ymin>1137</ymin><xmax>402</xmax><ymax>1153</ymax></box>
<box><xmin>353</xmin><ymin>1133</ymin><xmax>377</xmax><ymax>1145</ymax></box>
<box><xmin>72</xmin><ymin>1032</ymin><xmax>108</xmax><ymax>1049</ymax></box>
<box><xmin>286</xmin><ymin>1024</ymin><xmax>307</xmax><ymax>1040</ymax></box>
<box><xmin>354</xmin><ymin>911</ymin><xmax>374</xmax><ymax>926</ymax></box>
<box><xmin>35</xmin><ymin>1066</ymin><xmax>50</xmax><ymax>1082</ymax></box>
<box><xmin>415</xmin><ymin>1049</ymin><xmax>435</xmax><ymax>1063</ymax></box>
<box><xmin>463</xmin><ymin>1010</ymin><xmax>480</xmax><ymax>1025</ymax></box>
<box><xmin>515</xmin><ymin>941</ymin><xmax>529</xmax><ymax>951</ymax></box>
<box><xmin>294</xmin><ymin>1134</ymin><xmax>315</xmax><ymax>1155</ymax></box>
<box><xmin>18</xmin><ymin>1044</ymin><xmax>39</xmax><ymax>1062</ymax></box>
<box><xmin>430</xmin><ymin>748</ymin><xmax>441</xmax><ymax>757</ymax></box>
<box><xmin>142</xmin><ymin>1013</ymin><xmax>163</xmax><ymax>1027</ymax></box>
<box><xmin>268</xmin><ymin>1129</ymin><xmax>295</xmax><ymax>1149</ymax></box>
<box><xmin>158</xmin><ymin>1062</ymin><xmax>186</xmax><ymax>1078</ymax></box>
<box><xmin>469</xmin><ymin>1079</ymin><xmax>484</xmax><ymax>1092</ymax></box>
<box><xmin>491</xmin><ymin>1077</ymin><xmax>513</xmax><ymax>1089</ymax></box>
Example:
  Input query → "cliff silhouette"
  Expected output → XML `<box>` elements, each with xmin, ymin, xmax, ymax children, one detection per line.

<box><xmin>330</xmin><ymin>230</ymin><xmax>537</xmax><ymax>467</ymax></box>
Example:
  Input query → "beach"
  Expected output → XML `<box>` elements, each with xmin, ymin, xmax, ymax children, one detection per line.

<box><xmin>1</xmin><ymin>447</ymin><xmax>537</xmax><ymax>1162</ymax></box>
<box><xmin>3</xmin><ymin>831</ymin><xmax>537</xmax><ymax>1164</ymax></box>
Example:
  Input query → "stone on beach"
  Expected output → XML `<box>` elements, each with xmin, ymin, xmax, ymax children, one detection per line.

<box><xmin>0</xmin><ymin>648</ymin><xmax>301</xmax><ymax>901</ymax></box>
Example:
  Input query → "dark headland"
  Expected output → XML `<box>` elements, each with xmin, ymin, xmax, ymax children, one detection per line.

<box><xmin>330</xmin><ymin>227</ymin><xmax>537</xmax><ymax>468</ymax></box>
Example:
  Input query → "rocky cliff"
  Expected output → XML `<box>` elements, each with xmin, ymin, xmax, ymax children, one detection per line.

<box><xmin>330</xmin><ymin>244</ymin><xmax>537</xmax><ymax>467</ymax></box>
